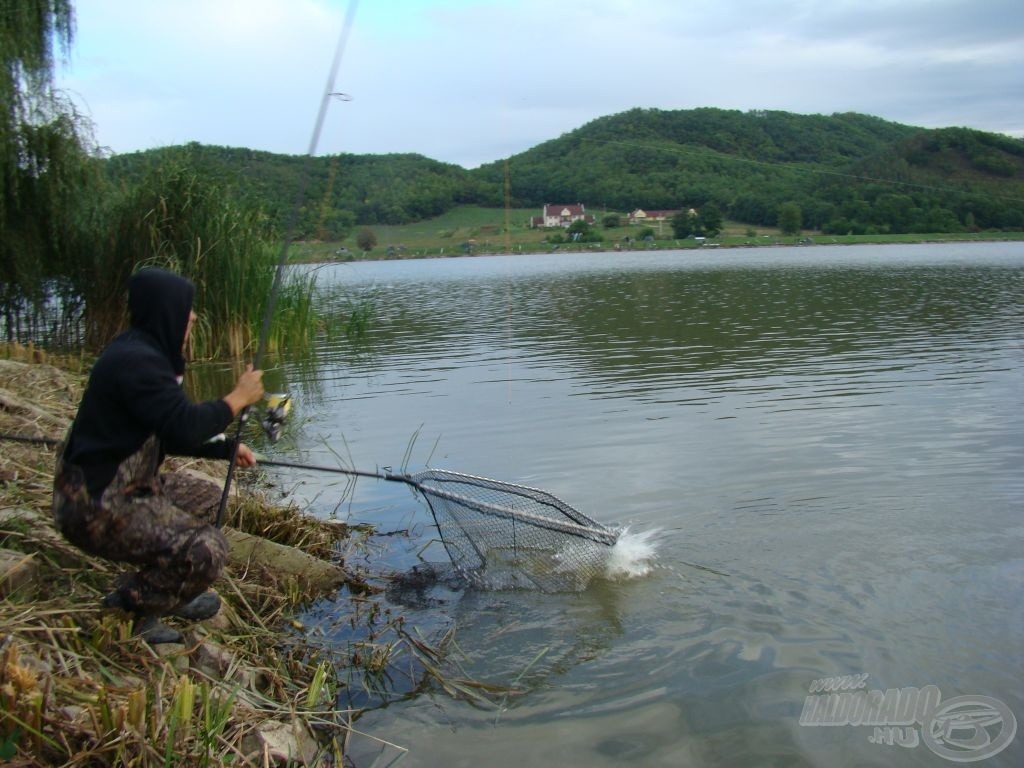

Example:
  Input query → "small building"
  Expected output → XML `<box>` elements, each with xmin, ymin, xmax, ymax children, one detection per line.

<box><xmin>628</xmin><ymin>208</ymin><xmax>683</xmax><ymax>224</ymax></box>
<box><xmin>532</xmin><ymin>203</ymin><xmax>593</xmax><ymax>228</ymax></box>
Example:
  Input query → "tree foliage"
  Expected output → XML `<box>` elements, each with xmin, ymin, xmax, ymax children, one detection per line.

<box><xmin>696</xmin><ymin>203</ymin><xmax>723</xmax><ymax>237</ymax></box>
<box><xmin>0</xmin><ymin>4</ymin><xmax>323</xmax><ymax>355</ymax></box>
<box><xmin>104</xmin><ymin>145</ymin><xmax>479</xmax><ymax>237</ymax></box>
<box><xmin>472</xmin><ymin>108</ymin><xmax>1024</xmax><ymax>236</ymax></box>
<box><xmin>567</xmin><ymin>218</ymin><xmax>602</xmax><ymax>242</ymax></box>
<box><xmin>1</xmin><ymin>0</ymin><xmax>102</xmax><ymax>342</ymax></box>
<box><xmin>778</xmin><ymin>202</ymin><xmax>802</xmax><ymax>235</ymax></box>
<box><xmin>356</xmin><ymin>227</ymin><xmax>377</xmax><ymax>252</ymax></box>
<box><xmin>670</xmin><ymin>210</ymin><xmax>694</xmax><ymax>238</ymax></box>
<box><xmin>101</xmin><ymin>108</ymin><xmax>1024</xmax><ymax>242</ymax></box>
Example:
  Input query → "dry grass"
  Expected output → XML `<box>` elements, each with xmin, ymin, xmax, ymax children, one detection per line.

<box><xmin>0</xmin><ymin>345</ymin><xmax>510</xmax><ymax>765</ymax></box>
<box><xmin>0</xmin><ymin>346</ymin><xmax>392</xmax><ymax>765</ymax></box>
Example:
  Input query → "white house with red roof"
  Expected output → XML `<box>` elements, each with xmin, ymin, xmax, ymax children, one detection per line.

<box><xmin>530</xmin><ymin>203</ymin><xmax>594</xmax><ymax>228</ymax></box>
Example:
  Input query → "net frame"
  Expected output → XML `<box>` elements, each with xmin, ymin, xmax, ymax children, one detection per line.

<box><xmin>255</xmin><ymin>459</ymin><xmax>620</xmax><ymax>592</ymax></box>
<box><xmin>407</xmin><ymin>469</ymin><xmax>619</xmax><ymax>592</ymax></box>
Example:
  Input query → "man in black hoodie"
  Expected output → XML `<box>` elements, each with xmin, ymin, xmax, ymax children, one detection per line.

<box><xmin>52</xmin><ymin>267</ymin><xmax>265</xmax><ymax>644</ymax></box>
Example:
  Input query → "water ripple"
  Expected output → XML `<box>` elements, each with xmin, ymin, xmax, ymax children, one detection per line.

<box><xmin>274</xmin><ymin>244</ymin><xmax>1024</xmax><ymax>768</ymax></box>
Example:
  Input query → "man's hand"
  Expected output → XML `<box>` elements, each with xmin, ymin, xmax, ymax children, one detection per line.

<box><xmin>223</xmin><ymin>364</ymin><xmax>265</xmax><ymax>416</ymax></box>
<box><xmin>234</xmin><ymin>442</ymin><xmax>257</xmax><ymax>467</ymax></box>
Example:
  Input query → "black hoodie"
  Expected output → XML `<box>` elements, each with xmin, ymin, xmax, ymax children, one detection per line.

<box><xmin>65</xmin><ymin>268</ymin><xmax>236</xmax><ymax>497</ymax></box>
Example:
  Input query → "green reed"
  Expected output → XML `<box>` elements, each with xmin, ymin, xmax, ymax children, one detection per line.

<box><xmin>84</xmin><ymin>156</ymin><xmax>321</xmax><ymax>359</ymax></box>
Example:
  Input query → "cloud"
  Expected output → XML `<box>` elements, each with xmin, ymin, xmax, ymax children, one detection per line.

<box><xmin>57</xmin><ymin>0</ymin><xmax>1024</xmax><ymax>168</ymax></box>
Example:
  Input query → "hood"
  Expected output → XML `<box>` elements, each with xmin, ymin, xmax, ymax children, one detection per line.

<box><xmin>128</xmin><ymin>267</ymin><xmax>194</xmax><ymax>374</ymax></box>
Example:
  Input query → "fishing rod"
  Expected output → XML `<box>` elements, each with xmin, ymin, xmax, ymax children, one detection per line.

<box><xmin>214</xmin><ymin>0</ymin><xmax>360</xmax><ymax>528</ymax></box>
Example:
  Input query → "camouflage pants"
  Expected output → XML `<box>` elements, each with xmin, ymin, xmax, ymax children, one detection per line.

<box><xmin>52</xmin><ymin>435</ymin><xmax>228</xmax><ymax>616</ymax></box>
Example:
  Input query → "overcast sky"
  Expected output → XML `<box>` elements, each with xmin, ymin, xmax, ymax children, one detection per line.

<box><xmin>56</xmin><ymin>0</ymin><xmax>1024</xmax><ymax>169</ymax></box>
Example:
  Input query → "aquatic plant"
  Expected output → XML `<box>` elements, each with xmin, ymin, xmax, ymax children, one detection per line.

<box><xmin>85</xmin><ymin>157</ymin><xmax>320</xmax><ymax>359</ymax></box>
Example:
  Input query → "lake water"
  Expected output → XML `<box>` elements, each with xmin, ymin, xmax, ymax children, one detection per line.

<box><xmin>254</xmin><ymin>242</ymin><xmax>1023</xmax><ymax>767</ymax></box>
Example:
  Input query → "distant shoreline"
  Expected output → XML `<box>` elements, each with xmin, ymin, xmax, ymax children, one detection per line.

<box><xmin>295</xmin><ymin>231</ymin><xmax>1024</xmax><ymax>264</ymax></box>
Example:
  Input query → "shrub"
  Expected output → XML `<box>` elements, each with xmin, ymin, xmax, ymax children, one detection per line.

<box><xmin>356</xmin><ymin>228</ymin><xmax>377</xmax><ymax>251</ymax></box>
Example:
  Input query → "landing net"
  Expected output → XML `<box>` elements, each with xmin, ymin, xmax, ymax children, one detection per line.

<box><xmin>408</xmin><ymin>469</ymin><xmax>619</xmax><ymax>593</ymax></box>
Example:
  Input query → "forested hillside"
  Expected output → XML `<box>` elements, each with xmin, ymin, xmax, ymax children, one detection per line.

<box><xmin>482</xmin><ymin>108</ymin><xmax>1024</xmax><ymax>233</ymax></box>
<box><xmin>104</xmin><ymin>146</ymin><xmax>485</xmax><ymax>239</ymax></box>
<box><xmin>104</xmin><ymin>108</ymin><xmax>1024</xmax><ymax>237</ymax></box>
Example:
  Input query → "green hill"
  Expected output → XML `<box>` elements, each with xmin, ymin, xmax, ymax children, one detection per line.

<box><xmin>104</xmin><ymin>108</ymin><xmax>1024</xmax><ymax>237</ymax></box>
<box><xmin>477</xmin><ymin>108</ymin><xmax>1024</xmax><ymax>233</ymax></box>
<box><xmin>104</xmin><ymin>145</ymin><xmax>482</xmax><ymax>239</ymax></box>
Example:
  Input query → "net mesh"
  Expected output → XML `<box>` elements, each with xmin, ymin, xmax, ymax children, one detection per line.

<box><xmin>408</xmin><ymin>469</ymin><xmax>619</xmax><ymax>593</ymax></box>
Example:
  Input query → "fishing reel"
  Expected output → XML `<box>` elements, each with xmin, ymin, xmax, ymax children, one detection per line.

<box><xmin>261</xmin><ymin>392</ymin><xmax>292</xmax><ymax>443</ymax></box>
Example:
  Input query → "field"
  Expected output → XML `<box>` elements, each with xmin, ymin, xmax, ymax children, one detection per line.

<box><xmin>290</xmin><ymin>206</ymin><xmax>1024</xmax><ymax>262</ymax></box>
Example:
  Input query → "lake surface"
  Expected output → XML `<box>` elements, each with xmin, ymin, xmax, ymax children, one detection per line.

<box><xmin>255</xmin><ymin>243</ymin><xmax>1023</xmax><ymax>767</ymax></box>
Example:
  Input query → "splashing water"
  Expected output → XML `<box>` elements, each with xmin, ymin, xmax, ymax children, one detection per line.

<box><xmin>604</xmin><ymin>526</ymin><xmax>659</xmax><ymax>580</ymax></box>
<box><xmin>458</xmin><ymin>527</ymin><xmax>660</xmax><ymax>593</ymax></box>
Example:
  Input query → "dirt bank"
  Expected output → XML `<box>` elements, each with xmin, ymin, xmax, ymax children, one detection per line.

<box><xmin>0</xmin><ymin>348</ymin><xmax>389</xmax><ymax>766</ymax></box>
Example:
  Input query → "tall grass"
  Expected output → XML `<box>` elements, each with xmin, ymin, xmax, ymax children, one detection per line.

<box><xmin>86</xmin><ymin>157</ymin><xmax>319</xmax><ymax>359</ymax></box>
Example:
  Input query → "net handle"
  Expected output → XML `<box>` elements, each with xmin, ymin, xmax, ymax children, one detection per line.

<box><xmin>257</xmin><ymin>459</ymin><xmax>618</xmax><ymax>546</ymax></box>
<box><xmin>258</xmin><ymin>458</ymin><xmax>411</xmax><ymax>485</ymax></box>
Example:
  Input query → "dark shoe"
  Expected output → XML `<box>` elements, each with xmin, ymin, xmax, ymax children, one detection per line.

<box><xmin>101</xmin><ymin>591</ymin><xmax>129</xmax><ymax>611</ymax></box>
<box><xmin>173</xmin><ymin>591</ymin><xmax>221</xmax><ymax>621</ymax></box>
<box><xmin>133</xmin><ymin>615</ymin><xmax>183</xmax><ymax>645</ymax></box>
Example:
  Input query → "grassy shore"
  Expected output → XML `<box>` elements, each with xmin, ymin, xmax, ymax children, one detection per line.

<box><xmin>289</xmin><ymin>205</ymin><xmax>1024</xmax><ymax>262</ymax></box>
<box><xmin>0</xmin><ymin>346</ymin><xmax>430</xmax><ymax>766</ymax></box>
